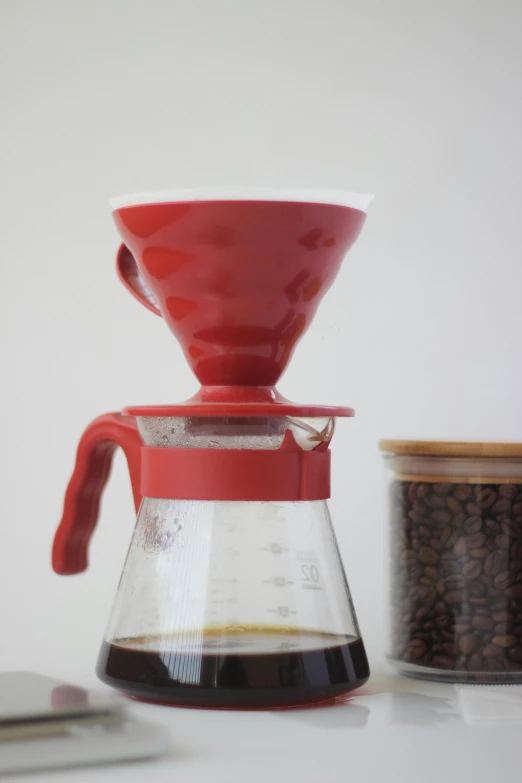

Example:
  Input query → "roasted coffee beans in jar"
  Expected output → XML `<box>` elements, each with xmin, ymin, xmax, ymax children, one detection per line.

<box><xmin>380</xmin><ymin>440</ymin><xmax>522</xmax><ymax>683</ymax></box>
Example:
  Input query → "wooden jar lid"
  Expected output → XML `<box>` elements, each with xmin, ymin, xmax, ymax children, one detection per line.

<box><xmin>378</xmin><ymin>440</ymin><xmax>522</xmax><ymax>459</ymax></box>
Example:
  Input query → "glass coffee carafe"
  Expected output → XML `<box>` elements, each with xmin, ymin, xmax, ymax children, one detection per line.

<box><xmin>53</xmin><ymin>189</ymin><xmax>373</xmax><ymax>707</ymax></box>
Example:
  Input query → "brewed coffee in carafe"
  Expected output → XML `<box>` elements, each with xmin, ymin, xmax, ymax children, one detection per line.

<box><xmin>53</xmin><ymin>189</ymin><xmax>373</xmax><ymax>708</ymax></box>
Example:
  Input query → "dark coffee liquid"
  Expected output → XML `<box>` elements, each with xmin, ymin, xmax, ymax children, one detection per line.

<box><xmin>97</xmin><ymin>627</ymin><xmax>369</xmax><ymax>708</ymax></box>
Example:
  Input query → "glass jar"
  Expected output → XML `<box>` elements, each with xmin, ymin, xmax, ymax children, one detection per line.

<box><xmin>380</xmin><ymin>440</ymin><xmax>522</xmax><ymax>683</ymax></box>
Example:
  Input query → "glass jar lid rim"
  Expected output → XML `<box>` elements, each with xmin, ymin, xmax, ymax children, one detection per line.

<box><xmin>379</xmin><ymin>439</ymin><xmax>522</xmax><ymax>459</ymax></box>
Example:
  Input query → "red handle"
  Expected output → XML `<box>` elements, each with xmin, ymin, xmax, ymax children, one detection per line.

<box><xmin>52</xmin><ymin>413</ymin><xmax>143</xmax><ymax>575</ymax></box>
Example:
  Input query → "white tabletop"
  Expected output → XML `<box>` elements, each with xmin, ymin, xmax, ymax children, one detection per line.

<box><xmin>6</xmin><ymin>667</ymin><xmax>522</xmax><ymax>783</ymax></box>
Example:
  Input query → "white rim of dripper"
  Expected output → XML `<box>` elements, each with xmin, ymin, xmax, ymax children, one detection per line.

<box><xmin>109</xmin><ymin>187</ymin><xmax>374</xmax><ymax>213</ymax></box>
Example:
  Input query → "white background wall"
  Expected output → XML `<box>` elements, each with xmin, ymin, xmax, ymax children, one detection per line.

<box><xmin>1</xmin><ymin>0</ymin><xmax>521</xmax><ymax>681</ymax></box>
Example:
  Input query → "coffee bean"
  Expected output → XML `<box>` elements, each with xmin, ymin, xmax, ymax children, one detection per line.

<box><xmin>495</xmin><ymin>534</ymin><xmax>511</xmax><ymax>550</ymax></box>
<box><xmin>508</xmin><ymin>646</ymin><xmax>522</xmax><ymax>662</ymax></box>
<box><xmin>453</xmin><ymin>538</ymin><xmax>468</xmax><ymax>556</ymax></box>
<box><xmin>474</xmin><ymin>606</ymin><xmax>491</xmax><ymax>616</ymax></box>
<box><xmin>442</xmin><ymin>559</ymin><xmax>462</xmax><ymax>575</ymax></box>
<box><xmin>419</xmin><ymin>547</ymin><xmax>438</xmax><ymax>565</ymax></box>
<box><xmin>431</xmin><ymin>509</ymin><xmax>452</xmax><ymax>525</ymax></box>
<box><xmin>433</xmin><ymin>483</ymin><xmax>452</xmax><ymax>495</ymax></box>
<box><xmin>500</xmin><ymin>485</ymin><xmax>518</xmax><ymax>500</ymax></box>
<box><xmin>401</xmin><ymin>552</ymin><xmax>418</xmax><ymax>568</ymax></box>
<box><xmin>468</xmin><ymin>580</ymin><xmax>486</xmax><ymax>597</ymax></box>
<box><xmin>429</xmin><ymin>538</ymin><xmax>443</xmax><ymax>552</ymax></box>
<box><xmin>408</xmin><ymin>483</ymin><xmax>417</xmax><ymax>503</ymax></box>
<box><xmin>442</xmin><ymin>641</ymin><xmax>458</xmax><ymax>656</ymax></box>
<box><xmin>462</xmin><ymin>559</ymin><xmax>482</xmax><ymax>579</ymax></box>
<box><xmin>485</xmin><ymin>518</ymin><xmax>500</xmax><ymax>535</ymax></box>
<box><xmin>469</xmin><ymin>597</ymin><xmax>489</xmax><ymax>605</ymax></box>
<box><xmin>440</xmin><ymin>528</ymin><xmax>454</xmax><ymax>548</ymax></box>
<box><xmin>436</xmin><ymin>578</ymin><xmax>445</xmax><ymax>595</ymax></box>
<box><xmin>407</xmin><ymin>639</ymin><xmax>427</xmax><ymax>657</ymax></box>
<box><xmin>471</xmin><ymin>547</ymin><xmax>489</xmax><ymax>558</ymax></box>
<box><xmin>410</xmin><ymin>564</ymin><xmax>425</xmax><ymax>580</ymax></box>
<box><xmin>432</xmin><ymin>654</ymin><xmax>453</xmax><ymax>668</ymax></box>
<box><xmin>494</xmin><ymin>499</ymin><xmax>512</xmax><ymax>516</ymax></box>
<box><xmin>513</xmin><ymin>502</ymin><xmax>522</xmax><ymax>516</ymax></box>
<box><xmin>478</xmin><ymin>488</ymin><xmax>497</xmax><ymax>509</ymax></box>
<box><xmin>454</xmin><ymin>485</ymin><xmax>473</xmax><ymax>501</ymax></box>
<box><xmin>459</xmin><ymin>634</ymin><xmax>478</xmax><ymax>654</ymax></box>
<box><xmin>413</xmin><ymin>499</ymin><xmax>429</xmax><ymax>514</ymax></box>
<box><xmin>408</xmin><ymin>510</ymin><xmax>424</xmax><ymax>524</ymax></box>
<box><xmin>446</xmin><ymin>574</ymin><xmax>464</xmax><ymax>589</ymax></box>
<box><xmin>494</xmin><ymin>571</ymin><xmax>516</xmax><ymax>590</ymax></box>
<box><xmin>424</xmin><ymin>565</ymin><xmax>439</xmax><ymax>581</ymax></box>
<box><xmin>484</xmin><ymin>658</ymin><xmax>503</xmax><ymax>670</ymax></box>
<box><xmin>466</xmin><ymin>502</ymin><xmax>481</xmax><ymax>516</ymax></box>
<box><xmin>464</xmin><ymin>516</ymin><xmax>482</xmax><ymax>534</ymax></box>
<box><xmin>434</xmin><ymin>614</ymin><xmax>452</xmax><ymax>628</ymax></box>
<box><xmin>468</xmin><ymin>652</ymin><xmax>484</xmax><ymax>669</ymax></box>
<box><xmin>417</xmin><ymin>484</ymin><xmax>430</xmax><ymax>499</ymax></box>
<box><xmin>471</xmin><ymin>615</ymin><xmax>494</xmax><ymax>631</ymax></box>
<box><xmin>492</xmin><ymin>635</ymin><xmax>518</xmax><ymax>648</ymax></box>
<box><xmin>466</xmin><ymin>532</ymin><xmax>487</xmax><ymax>549</ymax></box>
<box><xmin>501</xmin><ymin>521</ymin><xmax>515</xmax><ymax>537</ymax></box>
<box><xmin>483</xmin><ymin>643</ymin><xmax>501</xmax><ymax>658</ymax></box>
<box><xmin>418</xmin><ymin>584</ymin><xmax>436</xmax><ymax>603</ymax></box>
<box><xmin>452</xmin><ymin>512</ymin><xmax>466</xmax><ymax>529</ymax></box>
<box><xmin>485</xmin><ymin>551</ymin><xmax>507</xmax><ymax>576</ymax></box>
<box><xmin>428</xmin><ymin>494</ymin><xmax>448</xmax><ymax>510</ymax></box>
<box><xmin>446</xmin><ymin>496</ymin><xmax>463</xmax><ymax>514</ymax></box>
<box><xmin>505</xmin><ymin>585</ymin><xmax>522</xmax><ymax>599</ymax></box>
<box><xmin>454</xmin><ymin>623</ymin><xmax>472</xmax><ymax>634</ymax></box>
<box><xmin>493</xmin><ymin>610</ymin><xmax>513</xmax><ymax>623</ymax></box>
<box><xmin>445</xmin><ymin>590</ymin><xmax>463</xmax><ymax>604</ymax></box>
<box><xmin>495</xmin><ymin>623</ymin><xmax>512</xmax><ymax>635</ymax></box>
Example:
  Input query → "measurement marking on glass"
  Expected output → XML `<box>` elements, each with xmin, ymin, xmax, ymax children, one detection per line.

<box><xmin>300</xmin><ymin>561</ymin><xmax>322</xmax><ymax>590</ymax></box>
<box><xmin>262</xmin><ymin>576</ymin><xmax>294</xmax><ymax>587</ymax></box>
<box><xmin>267</xmin><ymin>606</ymin><xmax>297</xmax><ymax>618</ymax></box>
<box><xmin>260</xmin><ymin>543</ymin><xmax>289</xmax><ymax>555</ymax></box>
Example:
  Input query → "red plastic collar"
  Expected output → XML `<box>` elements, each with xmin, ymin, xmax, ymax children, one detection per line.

<box><xmin>141</xmin><ymin>446</ymin><xmax>330</xmax><ymax>501</ymax></box>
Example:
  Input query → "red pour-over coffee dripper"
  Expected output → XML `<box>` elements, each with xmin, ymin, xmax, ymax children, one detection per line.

<box><xmin>54</xmin><ymin>188</ymin><xmax>373</xmax><ymax>574</ymax></box>
<box><xmin>113</xmin><ymin>189</ymin><xmax>371</xmax><ymax>409</ymax></box>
